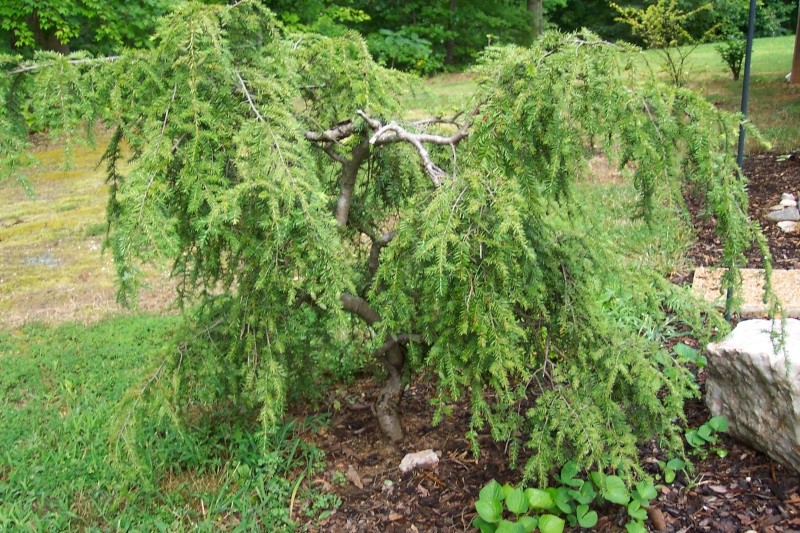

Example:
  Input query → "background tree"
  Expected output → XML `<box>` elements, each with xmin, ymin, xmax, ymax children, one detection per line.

<box><xmin>1</xmin><ymin>0</ymin><xmax>774</xmax><ymax>483</ymax></box>
<box><xmin>0</xmin><ymin>0</ymin><xmax>179</xmax><ymax>56</ymax></box>
<box><xmin>612</xmin><ymin>0</ymin><xmax>715</xmax><ymax>86</ymax></box>
<box><xmin>550</xmin><ymin>0</ymin><xmax>796</xmax><ymax>43</ymax></box>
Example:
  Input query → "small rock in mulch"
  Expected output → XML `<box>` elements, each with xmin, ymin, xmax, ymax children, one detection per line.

<box><xmin>399</xmin><ymin>449</ymin><xmax>440</xmax><ymax>473</ymax></box>
<box><xmin>766</xmin><ymin>207</ymin><xmax>800</xmax><ymax>222</ymax></box>
<box><xmin>778</xmin><ymin>221</ymin><xmax>799</xmax><ymax>234</ymax></box>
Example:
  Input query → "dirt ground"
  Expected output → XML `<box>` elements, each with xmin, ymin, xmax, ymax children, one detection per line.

<box><xmin>296</xmin><ymin>153</ymin><xmax>800</xmax><ymax>533</ymax></box>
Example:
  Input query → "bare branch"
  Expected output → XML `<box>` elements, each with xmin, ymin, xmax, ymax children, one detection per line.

<box><xmin>340</xmin><ymin>293</ymin><xmax>381</xmax><ymax>326</ymax></box>
<box><xmin>368</xmin><ymin>231</ymin><xmax>395</xmax><ymax>279</ymax></box>
<box><xmin>305</xmin><ymin>121</ymin><xmax>357</xmax><ymax>143</ymax></box>
<box><xmin>334</xmin><ymin>139</ymin><xmax>370</xmax><ymax>226</ymax></box>
<box><xmin>412</xmin><ymin>112</ymin><xmax>465</xmax><ymax>128</ymax></box>
<box><xmin>235</xmin><ymin>70</ymin><xmax>265</xmax><ymax>122</ymax></box>
<box><xmin>321</xmin><ymin>144</ymin><xmax>348</xmax><ymax>165</ymax></box>
<box><xmin>354</xmin><ymin>109</ymin><xmax>470</xmax><ymax>187</ymax></box>
<box><xmin>373</xmin><ymin>333</ymin><xmax>426</xmax><ymax>358</ymax></box>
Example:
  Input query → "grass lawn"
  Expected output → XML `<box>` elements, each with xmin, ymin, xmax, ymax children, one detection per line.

<box><xmin>0</xmin><ymin>316</ymin><xmax>337</xmax><ymax>530</ymax></box>
<box><xmin>676</xmin><ymin>36</ymin><xmax>799</xmax><ymax>152</ymax></box>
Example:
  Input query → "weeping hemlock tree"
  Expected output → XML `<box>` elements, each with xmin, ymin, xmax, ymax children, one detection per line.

<box><xmin>0</xmin><ymin>1</ymin><xmax>773</xmax><ymax>481</ymax></box>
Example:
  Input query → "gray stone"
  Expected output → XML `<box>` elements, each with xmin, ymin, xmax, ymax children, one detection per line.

<box><xmin>706</xmin><ymin>319</ymin><xmax>800</xmax><ymax>471</ymax></box>
<box><xmin>781</xmin><ymin>199</ymin><xmax>798</xmax><ymax>208</ymax></box>
<box><xmin>777</xmin><ymin>221</ymin><xmax>799</xmax><ymax>234</ymax></box>
<box><xmin>766</xmin><ymin>207</ymin><xmax>800</xmax><ymax>222</ymax></box>
<box><xmin>782</xmin><ymin>192</ymin><xmax>797</xmax><ymax>202</ymax></box>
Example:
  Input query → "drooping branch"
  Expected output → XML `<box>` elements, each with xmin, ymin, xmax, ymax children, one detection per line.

<box><xmin>8</xmin><ymin>55</ymin><xmax>120</xmax><ymax>76</ymax></box>
<box><xmin>235</xmin><ymin>70</ymin><xmax>265</xmax><ymax>122</ymax></box>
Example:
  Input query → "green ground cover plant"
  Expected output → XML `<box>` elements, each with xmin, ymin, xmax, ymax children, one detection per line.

<box><xmin>472</xmin><ymin>415</ymin><xmax>727</xmax><ymax>533</ymax></box>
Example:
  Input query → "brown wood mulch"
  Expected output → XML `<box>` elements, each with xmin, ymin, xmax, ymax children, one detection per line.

<box><xmin>297</xmin><ymin>152</ymin><xmax>800</xmax><ymax>532</ymax></box>
<box><xmin>686</xmin><ymin>152</ymin><xmax>800</xmax><ymax>270</ymax></box>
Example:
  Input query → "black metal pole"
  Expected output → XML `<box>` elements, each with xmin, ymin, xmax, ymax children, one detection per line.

<box><xmin>736</xmin><ymin>0</ymin><xmax>758</xmax><ymax>168</ymax></box>
<box><xmin>727</xmin><ymin>0</ymin><xmax>757</xmax><ymax>320</ymax></box>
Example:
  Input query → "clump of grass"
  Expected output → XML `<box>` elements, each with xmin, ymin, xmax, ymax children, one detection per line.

<box><xmin>84</xmin><ymin>223</ymin><xmax>107</xmax><ymax>237</ymax></box>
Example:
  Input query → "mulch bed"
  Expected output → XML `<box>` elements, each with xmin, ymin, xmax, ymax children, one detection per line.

<box><xmin>686</xmin><ymin>152</ymin><xmax>800</xmax><ymax>270</ymax></box>
<box><xmin>298</xmin><ymin>152</ymin><xmax>800</xmax><ymax>532</ymax></box>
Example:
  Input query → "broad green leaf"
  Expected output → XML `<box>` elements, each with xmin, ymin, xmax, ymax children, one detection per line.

<box><xmin>480</xmin><ymin>480</ymin><xmax>505</xmax><ymax>502</ymax></box>
<box><xmin>625</xmin><ymin>520</ymin><xmax>648</xmax><ymax>533</ymax></box>
<box><xmin>697</xmin><ymin>424</ymin><xmax>713</xmax><ymax>441</ymax></box>
<box><xmin>664</xmin><ymin>469</ymin><xmax>676</xmax><ymax>484</ymax></box>
<box><xmin>502</xmin><ymin>483</ymin><xmax>515</xmax><ymax>500</ymax></box>
<box><xmin>602</xmin><ymin>475</ymin><xmax>630</xmax><ymax>505</ymax></box>
<box><xmin>685</xmin><ymin>429</ymin><xmax>703</xmax><ymax>447</ymax></box>
<box><xmin>627</xmin><ymin>500</ymin><xmax>647</xmax><ymax>521</ymax></box>
<box><xmin>576</xmin><ymin>504</ymin><xmax>598</xmax><ymax>528</ymax></box>
<box><xmin>473</xmin><ymin>516</ymin><xmax>498</xmax><ymax>533</ymax></box>
<box><xmin>506</xmin><ymin>487</ymin><xmax>529</xmax><ymax>515</ymax></box>
<box><xmin>569</xmin><ymin>479</ymin><xmax>597</xmax><ymax>504</ymax></box>
<box><xmin>634</xmin><ymin>480</ymin><xmax>657</xmax><ymax>501</ymax></box>
<box><xmin>665</xmin><ymin>458</ymin><xmax>685</xmax><ymax>471</ymax></box>
<box><xmin>496</xmin><ymin>520</ymin><xmax>526</xmax><ymax>533</ymax></box>
<box><xmin>518</xmin><ymin>515</ymin><xmax>538</xmax><ymax>533</ymax></box>
<box><xmin>708</xmin><ymin>416</ymin><xmax>729</xmax><ymax>432</ymax></box>
<box><xmin>476</xmin><ymin>498</ymin><xmax>503</xmax><ymax>524</ymax></box>
<box><xmin>526</xmin><ymin>488</ymin><xmax>554</xmax><ymax>510</ymax></box>
<box><xmin>716</xmin><ymin>447</ymin><xmax>729</xmax><ymax>458</ymax></box>
<box><xmin>538</xmin><ymin>514</ymin><xmax>565</xmax><ymax>533</ymax></box>
<box><xmin>552</xmin><ymin>486</ymin><xmax>574</xmax><ymax>514</ymax></box>
<box><xmin>559</xmin><ymin>461</ymin><xmax>581</xmax><ymax>487</ymax></box>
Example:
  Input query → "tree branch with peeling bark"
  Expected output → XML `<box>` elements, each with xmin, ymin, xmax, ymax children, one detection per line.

<box><xmin>305</xmin><ymin>109</ymin><xmax>472</xmax><ymax>191</ymax></box>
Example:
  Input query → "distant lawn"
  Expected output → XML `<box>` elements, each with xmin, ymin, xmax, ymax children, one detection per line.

<box><xmin>420</xmin><ymin>35</ymin><xmax>800</xmax><ymax>153</ymax></box>
<box><xmin>657</xmin><ymin>36</ymin><xmax>799</xmax><ymax>152</ymax></box>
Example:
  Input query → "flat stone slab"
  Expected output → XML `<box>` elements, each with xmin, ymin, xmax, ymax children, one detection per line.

<box><xmin>692</xmin><ymin>268</ymin><xmax>800</xmax><ymax>318</ymax></box>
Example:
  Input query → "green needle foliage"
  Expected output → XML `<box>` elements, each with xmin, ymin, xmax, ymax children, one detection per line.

<box><xmin>0</xmin><ymin>1</ymin><xmax>774</xmax><ymax>482</ymax></box>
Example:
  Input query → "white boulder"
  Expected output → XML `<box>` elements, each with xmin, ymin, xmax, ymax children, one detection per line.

<box><xmin>706</xmin><ymin>319</ymin><xmax>800</xmax><ymax>471</ymax></box>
